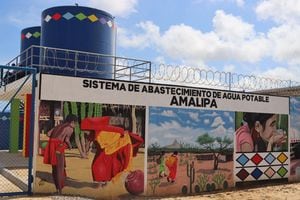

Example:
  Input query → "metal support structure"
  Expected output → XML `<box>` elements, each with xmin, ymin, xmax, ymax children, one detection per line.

<box><xmin>0</xmin><ymin>65</ymin><xmax>36</xmax><ymax>196</ymax></box>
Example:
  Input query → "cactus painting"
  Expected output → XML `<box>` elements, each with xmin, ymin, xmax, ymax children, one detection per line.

<box><xmin>148</xmin><ymin>107</ymin><xmax>234</xmax><ymax>196</ymax></box>
<box><xmin>186</xmin><ymin>161</ymin><xmax>195</xmax><ymax>193</ymax></box>
<box><xmin>212</xmin><ymin>172</ymin><xmax>226</xmax><ymax>189</ymax></box>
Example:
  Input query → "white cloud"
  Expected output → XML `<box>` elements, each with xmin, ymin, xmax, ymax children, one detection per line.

<box><xmin>159</xmin><ymin>24</ymin><xmax>221</xmax><ymax>65</ymax></box>
<box><xmin>235</xmin><ymin>0</ymin><xmax>245</xmax><ymax>7</ymax></box>
<box><xmin>148</xmin><ymin>121</ymin><xmax>202</xmax><ymax>146</ymax></box>
<box><xmin>256</xmin><ymin>0</ymin><xmax>300</xmax><ymax>24</ymax></box>
<box><xmin>154</xmin><ymin>56</ymin><xmax>166</xmax><ymax>64</ymax></box>
<box><xmin>7</xmin><ymin>5</ymin><xmax>41</xmax><ymax>27</ymax></box>
<box><xmin>224</xmin><ymin>112</ymin><xmax>234</xmax><ymax>123</ymax></box>
<box><xmin>211</xmin><ymin>116</ymin><xmax>225</xmax><ymax>127</ymax></box>
<box><xmin>260</xmin><ymin>66</ymin><xmax>300</xmax><ymax>81</ymax></box>
<box><xmin>213</xmin><ymin>10</ymin><xmax>254</xmax><ymax>42</ymax></box>
<box><xmin>223</xmin><ymin>64</ymin><xmax>236</xmax><ymax>72</ymax></box>
<box><xmin>159</xmin><ymin>120</ymin><xmax>181</xmax><ymax>130</ymax></box>
<box><xmin>193</xmin><ymin>0</ymin><xmax>244</xmax><ymax>7</ymax></box>
<box><xmin>161</xmin><ymin>109</ymin><xmax>177</xmax><ymax>117</ymax></box>
<box><xmin>118</xmin><ymin>10</ymin><xmax>270</xmax><ymax>66</ymax></box>
<box><xmin>149</xmin><ymin>137</ymin><xmax>159</xmax><ymax>144</ymax></box>
<box><xmin>188</xmin><ymin>112</ymin><xmax>200</xmax><ymax>122</ymax></box>
<box><xmin>87</xmin><ymin>0</ymin><xmax>138</xmax><ymax>17</ymax></box>
<box><xmin>204</xmin><ymin>119</ymin><xmax>210</xmax><ymax>124</ymax></box>
<box><xmin>267</xmin><ymin>24</ymin><xmax>300</xmax><ymax>65</ymax></box>
<box><xmin>210</xmin><ymin>125</ymin><xmax>234</xmax><ymax>140</ymax></box>
<box><xmin>117</xmin><ymin>21</ymin><xmax>160</xmax><ymax>49</ymax></box>
<box><xmin>203</xmin><ymin>111</ymin><xmax>219</xmax><ymax>117</ymax></box>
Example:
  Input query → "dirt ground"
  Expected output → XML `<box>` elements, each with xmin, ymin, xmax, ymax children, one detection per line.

<box><xmin>34</xmin><ymin>148</ymin><xmax>144</xmax><ymax>199</ymax></box>
<box><xmin>7</xmin><ymin>182</ymin><xmax>300</xmax><ymax>200</ymax></box>
<box><xmin>147</xmin><ymin>153</ymin><xmax>233</xmax><ymax>197</ymax></box>
<box><xmin>33</xmin><ymin>149</ymin><xmax>300</xmax><ymax>200</ymax></box>
<box><xmin>162</xmin><ymin>182</ymin><xmax>300</xmax><ymax>200</ymax></box>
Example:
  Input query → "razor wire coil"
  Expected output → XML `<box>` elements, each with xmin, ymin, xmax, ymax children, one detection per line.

<box><xmin>150</xmin><ymin>63</ymin><xmax>300</xmax><ymax>91</ymax></box>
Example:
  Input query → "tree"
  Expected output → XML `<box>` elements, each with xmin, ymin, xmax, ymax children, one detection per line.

<box><xmin>196</xmin><ymin>133</ymin><xmax>232</xmax><ymax>170</ymax></box>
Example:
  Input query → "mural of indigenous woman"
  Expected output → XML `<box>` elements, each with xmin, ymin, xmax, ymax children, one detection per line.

<box><xmin>165</xmin><ymin>151</ymin><xmax>178</xmax><ymax>183</ymax></box>
<box><xmin>80</xmin><ymin>116</ymin><xmax>144</xmax><ymax>188</ymax></box>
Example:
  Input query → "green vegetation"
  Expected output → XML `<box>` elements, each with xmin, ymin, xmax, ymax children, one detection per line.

<box><xmin>196</xmin><ymin>133</ymin><xmax>232</xmax><ymax>170</ymax></box>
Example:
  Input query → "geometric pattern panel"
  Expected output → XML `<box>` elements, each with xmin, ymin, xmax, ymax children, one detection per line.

<box><xmin>235</xmin><ymin>152</ymin><xmax>289</xmax><ymax>182</ymax></box>
<box><xmin>264</xmin><ymin>167</ymin><xmax>276</xmax><ymax>178</ymax></box>
<box><xmin>251</xmin><ymin>168</ymin><xmax>263</xmax><ymax>179</ymax></box>
<box><xmin>236</xmin><ymin>154</ymin><xmax>249</xmax><ymax>166</ymax></box>
<box><xmin>235</xmin><ymin>152</ymin><xmax>289</xmax><ymax>167</ymax></box>
<box><xmin>277</xmin><ymin>166</ymin><xmax>288</xmax><ymax>177</ymax></box>
<box><xmin>264</xmin><ymin>153</ymin><xmax>276</xmax><ymax>164</ymax></box>
<box><xmin>236</xmin><ymin>168</ymin><xmax>249</xmax><ymax>181</ymax></box>
<box><xmin>0</xmin><ymin>115</ymin><xmax>9</xmax><ymax>121</ymax></box>
<box><xmin>43</xmin><ymin>12</ymin><xmax>114</xmax><ymax>28</ymax></box>
<box><xmin>251</xmin><ymin>153</ymin><xmax>263</xmax><ymax>165</ymax></box>
<box><xmin>21</xmin><ymin>31</ymin><xmax>41</xmax><ymax>40</ymax></box>
<box><xmin>277</xmin><ymin>153</ymin><xmax>288</xmax><ymax>164</ymax></box>
<box><xmin>235</xmin><ymin>165</ymin><xmax>289</xmax><ymax>182</ymax></box>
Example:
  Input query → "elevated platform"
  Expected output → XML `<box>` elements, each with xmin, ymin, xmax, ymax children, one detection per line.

<box><xmin>2</xmin><ymin>45</ymin><xmax>151</xmax><ymax>86</ymax></box>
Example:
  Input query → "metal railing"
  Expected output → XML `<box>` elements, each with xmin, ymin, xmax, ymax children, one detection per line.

<box><xmin>3</xmin><ymin>45</ymin><xmax>300</xmax><ymax>92</ymax></box>
<box><xmin>4</xmin><ymin>45</ymin><xmax>151</xmax><ymax>84</ymax></box>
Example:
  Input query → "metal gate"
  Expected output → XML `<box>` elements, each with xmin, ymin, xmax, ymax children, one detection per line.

<box><xmin>0</xmin><ymin>65</ymin><xmax>36</xmax><ymax>196</ymax></box>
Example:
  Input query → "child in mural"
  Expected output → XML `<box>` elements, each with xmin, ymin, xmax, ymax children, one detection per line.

<box><xmin>43</xmin><ymin>114</ymin><xmax>78</xmax><ymax>194</ymax></box>
<box><xmin>236</xmin><ymin>113</ymin><xmax>287</xmax><ymax>152</ymax></box>
<box><xmin>157</xmin><ymin>151</ymin><xmax>167</xmax><ymax>178</ymax></box>
<box><xmin>80</xmin><ymin>116</ymin><xmax>144</xmax><ymax>188</ymax></box>
<box><xmin>165</xmin><ymin>151</ymin><xmax>178</xmax><ymax>183</ymax></box>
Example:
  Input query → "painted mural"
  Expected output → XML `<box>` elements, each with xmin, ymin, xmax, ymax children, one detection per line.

<box><xmin>35</xmin><ymin>100</ymin><xmax>145</xmax><ymax>199</ymax></box>
<box><xmin>234</xmin><ymin>112</ymin><xmax>289</xmax><ymax>184</ymax></box>
<box><xmin>290</xmin><ymin>97</ymin><xmax>300</xmax><ymax>182</ymax></box>
<box><xmin>147</xmin><ymin>107</ymin><xmax>235</xmax><ymax>196</ymax></box>
<box><xmin>36</xmin><ymin>74</ymin><xmax>290</xmax><ymax>198</ymax></box>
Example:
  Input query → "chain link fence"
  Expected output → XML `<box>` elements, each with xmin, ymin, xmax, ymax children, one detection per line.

<box><xmin>0</xmin><ymin>65</ymin><xmax>36</xmax><ymax>196</ymax></box>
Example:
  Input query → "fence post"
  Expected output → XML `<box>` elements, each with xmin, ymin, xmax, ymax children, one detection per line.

<box><xmin>9</xmin><ymin>98</ymin><xmax>20</xmax><ymax>153</ymax></box>
<box><xmin>228</xmin><ymin>72</ymin><xmax>232</xmax><ymax>91</ymax></box>
<box><xmin>75</xmin><ymin>52</ymin><xmax>78</xmax><ymax>77</ymax></box>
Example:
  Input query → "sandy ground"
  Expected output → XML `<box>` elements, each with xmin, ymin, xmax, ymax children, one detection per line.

<box><xmin>4</xmin><ymin>182</ymin><xmax>300</xmax><ymax>199</ymax></box>
<box><xmin>164</xmin><ymin>182</ymin><xmax>300</xmax><ymax>200</ymax></box>
<box><xmin>5</xmin><ymin>147</ymin><xmax>300</xmax><ymax>200</ymax></box>
<box><xmin>147</xmin><ymin>153</ymin><xmax>233</xmax><ymax>197</ymax></box>
<box><xmin>34</xmin><ymin>148</ymin><xmax>144</xmax><ymax>199</ymax></box>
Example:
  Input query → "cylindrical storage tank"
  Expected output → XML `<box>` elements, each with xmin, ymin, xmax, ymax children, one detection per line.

<box><xmin>41</xmin><ymin>6</ymin><xmax>115</xmax><ymax>79</ymax></box>
<box><xmin>20</xmin><ymin>26</ymin><xmax>41</xmax><ymax>67</ymax></box>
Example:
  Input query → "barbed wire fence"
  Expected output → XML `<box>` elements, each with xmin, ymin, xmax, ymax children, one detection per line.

<box><xmin>149</xmin><ymin>63</ymin><xmax>300</xmax><ymax>92</ymax></box>
<box><xmin>5</xmin><ymin>45</ymin><xmax>300</xmax><ymax>92</ymax></box>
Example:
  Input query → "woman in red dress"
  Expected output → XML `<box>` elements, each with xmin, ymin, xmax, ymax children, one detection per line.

<box><xmin>80</xmin><ymin>116</ymin><xmax>144</xmax><ymax>187</ymax></box>
<box><xmin>165</xmin><ymin>151</ymin><xmax>178</xmax><ymax>183</ymax></box>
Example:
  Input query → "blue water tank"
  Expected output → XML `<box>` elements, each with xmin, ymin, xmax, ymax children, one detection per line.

<box><xmin>20</xmin><ymin>26</ymin><xmax>41</xmax><ymax>66</ymax></box>
<box><xmin>41</xmin><ymin>6</ymin><xmax>115</xmax><ymax>79</ymax></box>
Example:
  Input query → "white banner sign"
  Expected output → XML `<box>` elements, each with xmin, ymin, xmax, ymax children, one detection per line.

<box><xmin>40</xmin><ymin>74</ymin><xmax>289</xmax><ymax>114</ymax></box>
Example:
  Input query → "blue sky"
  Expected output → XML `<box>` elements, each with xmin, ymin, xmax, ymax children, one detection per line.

<box><xmin>1</xmin><ymin>0</ymin><xmax>300</xmax><ymax>81</ymax></box>
<box><xmin>148</xmin><ymin>106</ymin><xmax>234</xmax><ymax>147</ymax></box>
